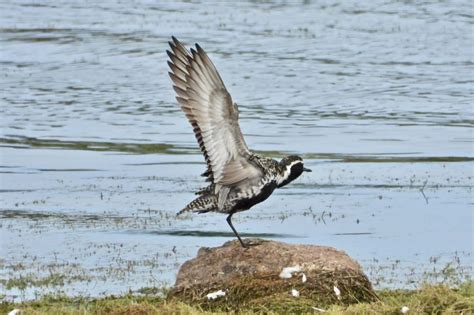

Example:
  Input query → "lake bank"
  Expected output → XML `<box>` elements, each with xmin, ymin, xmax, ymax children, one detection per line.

<box><xmin>1</xmin><ymin>281</ymin><xmax>473</xmax><ymax>314</ymax></box>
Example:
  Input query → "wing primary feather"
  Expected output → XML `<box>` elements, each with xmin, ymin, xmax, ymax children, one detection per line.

<box><xmin>167</xmin><ymin>37</ymin><xmax>262</xmax><ymax>191</ymax></box>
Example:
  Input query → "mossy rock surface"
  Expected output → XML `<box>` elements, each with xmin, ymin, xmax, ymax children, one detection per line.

<box><xmin>172</xmin><ymin>239</ymin><xmax>378</xmax><ymax>312</ymax></box>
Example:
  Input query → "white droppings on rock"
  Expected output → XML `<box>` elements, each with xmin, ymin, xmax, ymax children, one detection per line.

<box><xmin>279</xmin><ymin>265</ymin><xmax>301</xmax><ymax>279</ymax></box>
<box><xmin>8</xmin><ymin>310</ymin><xmax>21</xmax><ymax>315</ymax></box>
<box><xmin>291</xmin><ymin>288</ymin><xmax>300</xmax><ymax>297</ymax></box>
<box><xmin>333</xmin><ymin>285</ymin><xmax>341</xmax><ymax>300</ymax></box>
<box><xmin>301</xmin><ymin>273</ymin><xmax>307</xmax><ymax>283</ymax></box>
<box><xmin>401</xmin><ymin>306</ymin><xmax>409</xmax><ymax>314</ymax></box>
<box><xmin>206</xmin><ymin>289</ymin><xmax>226</xmax><ymax>300</ymax></box>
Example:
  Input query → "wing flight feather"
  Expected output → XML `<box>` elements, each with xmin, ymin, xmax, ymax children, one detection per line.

<box><xmin>167</xmin><ymin>37</ymin><xmax>261</xmax><ymax>194</ymax></box>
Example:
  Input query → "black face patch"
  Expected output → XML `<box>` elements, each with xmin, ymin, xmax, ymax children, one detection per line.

<box><xmin>277</xmin><ymin>162</ymin><xmax>304</xmax><ymax>188</ymax></box>
<box><xmin>289</xmin><ymin>163</ymin><xmax>304</xmax><ymax>181</ymax></box>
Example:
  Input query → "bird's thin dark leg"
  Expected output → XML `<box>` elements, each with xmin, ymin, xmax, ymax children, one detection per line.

<box><xmin>226</xmin><ymin>213</ymin><xmax>247</xmax><ymax>248</ymax></box>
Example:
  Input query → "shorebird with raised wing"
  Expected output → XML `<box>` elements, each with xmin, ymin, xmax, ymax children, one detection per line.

<box><xmin>167</xmin><ymin>37</ymin><xmax>311</xmax><ymax>248</ymax></box>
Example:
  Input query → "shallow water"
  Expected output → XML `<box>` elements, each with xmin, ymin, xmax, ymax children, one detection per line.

<box><xmin>0</xmin><ymin>0</ymin><xmax>473</xmax><ymax>300</ymax></box>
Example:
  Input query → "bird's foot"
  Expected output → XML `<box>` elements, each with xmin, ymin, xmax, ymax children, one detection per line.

<box><xmin>240</xmin><ymin>238</ymin><xmax>267</xmax><ymax>249</ymax></box>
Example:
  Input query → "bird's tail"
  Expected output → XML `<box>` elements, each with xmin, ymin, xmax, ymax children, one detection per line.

<box><xmin>177</xmin><ymin>194</ymin><xmax>218</xmax><ymax>216</ymax></box>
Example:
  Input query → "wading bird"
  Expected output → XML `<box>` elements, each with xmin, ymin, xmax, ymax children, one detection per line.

<box><xmin>167</xmin><ymin>37</ymin><xmax>311</xmax><ymax>248</ymax></box>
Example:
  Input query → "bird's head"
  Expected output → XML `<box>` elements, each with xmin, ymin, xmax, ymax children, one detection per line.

<box><xmin>276</xmin><ymin>155</ymin><xmax>311</xmax><ymax>188</ymax></box>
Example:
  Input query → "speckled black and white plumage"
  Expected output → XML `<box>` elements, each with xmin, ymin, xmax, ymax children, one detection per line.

<box><xmin>167</xmin><ymin>37</ymin><xmax>311</xmax><ymax>247</ymax></box>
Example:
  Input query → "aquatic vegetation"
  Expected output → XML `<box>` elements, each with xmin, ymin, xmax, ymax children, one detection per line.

<box><xmin>0</xmin><ymin>136</ymin><xmax>176</xmax><ymax>155</ymax></box>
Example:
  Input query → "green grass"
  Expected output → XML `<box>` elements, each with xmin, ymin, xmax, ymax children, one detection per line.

<box><xmin>1</xmin><ymin>282</ymin><xmax>472</xmax><ymax>314</ymax></box>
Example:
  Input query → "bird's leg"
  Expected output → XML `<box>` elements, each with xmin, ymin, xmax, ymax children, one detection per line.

<box><xmin>226</xmin><ymin>213</ymin><xmax>247</xmax><ymax>248</ymax></box>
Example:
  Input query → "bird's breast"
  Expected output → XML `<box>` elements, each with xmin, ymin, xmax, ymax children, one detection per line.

<box><xmin>230</xmin><ymin>178</ymin><xmax>277</xmax><ymax>212</ymax></box>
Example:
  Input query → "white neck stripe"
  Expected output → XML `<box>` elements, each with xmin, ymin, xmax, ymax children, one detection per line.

<box><xmin>276</xmin><ymin>160</ymin><xmax>302</xmax><ymax>185</ymax></box>
<box><xmin>287</xmin><ymin>160</ymin><xmax>302</xmax><ymax>169</ymax></box>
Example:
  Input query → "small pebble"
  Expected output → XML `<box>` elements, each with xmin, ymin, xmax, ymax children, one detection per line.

<box><xmin>301</xmin><ymin>273</ymin><xmax>307</xmax><ymax>283</ymax></box>
<box><xmin>312</xmin><ymin>306</ymin><xmax>326</xmax><ymax>312</ymax></box>
<box><xmin>279</xmin><ymin>265</ymin><xmax>301</xmax><ymax>279</ymax></box>
<box><xmin>206</xmin><ymin>289</ymin><xmax>226</xmax><ymax>300</ymax></box>
<box><xmin>291</xmin><ymin>288</ymin><xmax>300</xmax><ymax>297</ymax></box>
<box><xmin>333</xmin><ymin>286</ymin><xmax>341</xmax><ymax>300</ymax></box>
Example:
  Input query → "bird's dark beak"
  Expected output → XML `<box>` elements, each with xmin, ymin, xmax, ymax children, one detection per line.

<box><xmin>303</xmin><ymin>167</ymin><xmax>312</xmax><ymax>172</ymax></box>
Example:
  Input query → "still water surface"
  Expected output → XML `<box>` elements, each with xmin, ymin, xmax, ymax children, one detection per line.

<box><xmin>0</xmin><ymin>0</ymin><xmax>473</xmax><ymax>300</ymax></box>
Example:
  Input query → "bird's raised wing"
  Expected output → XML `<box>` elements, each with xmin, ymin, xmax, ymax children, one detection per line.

<box><xmin>167</xmin><ymin>37</ymin><xmax>262</xmax><ymax>192</ymax></box>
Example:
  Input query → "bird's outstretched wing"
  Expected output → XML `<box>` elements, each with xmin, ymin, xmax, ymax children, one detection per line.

<box><xmin>167</xmin><ymin>37</ymin><xmax>262</xmax><ymax>195</ymax></box>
